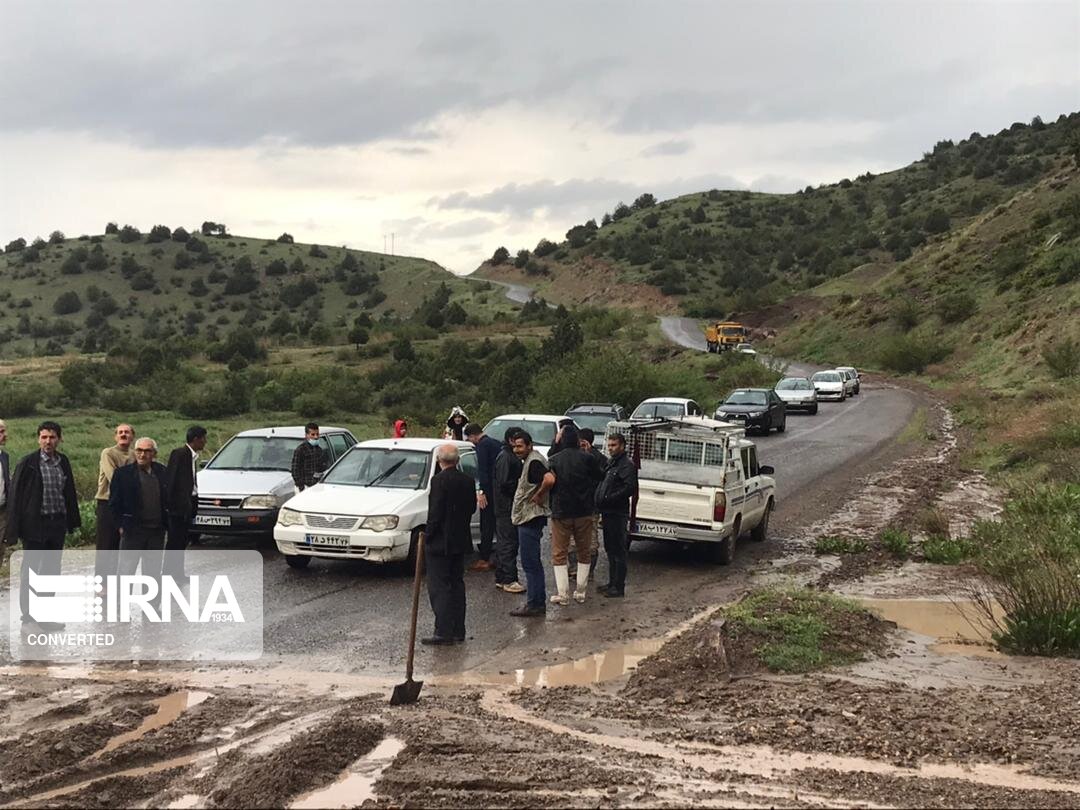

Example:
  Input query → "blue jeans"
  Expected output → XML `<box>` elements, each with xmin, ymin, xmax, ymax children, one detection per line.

<box><xmin>517</xmin><ymin>517</ymin><xmax>547</xmax><ymax>609</ymax></box>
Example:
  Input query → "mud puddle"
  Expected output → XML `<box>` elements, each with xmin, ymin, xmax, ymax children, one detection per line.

<box><xmin>858</xmin><ymin>597</ymin><xmax>1003</xmax><ymax>656</ymax></box>
<box><xmin>100</xmin><ymin>690</ymin><xmax>211</xmax><ymax>753</ymax></box>
<box><xmin>290</xmin><ymin>737</ymin><xmax>404</xmax><ymax>809</ymax></box>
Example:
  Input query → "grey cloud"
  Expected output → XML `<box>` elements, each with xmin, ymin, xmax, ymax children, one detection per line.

<box><xmin>642</xmin><ymin>139</ymin><xmax>693</xmax><ymax>157</ymax></box>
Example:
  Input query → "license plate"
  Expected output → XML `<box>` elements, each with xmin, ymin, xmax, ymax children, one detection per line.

<box><xmin>305</xmin><ymin>534</ymin><xmax>350</xmax><ymax>547</ymax></box>
<box><xmin>635</xmin><ymin>521</ymin><xmax>677</xmax><ymax>538</ymax></box>
<box><xmin>194</xmin><ymin>515</ymin><xmax>231</xmax><ymax>527</ymax></box>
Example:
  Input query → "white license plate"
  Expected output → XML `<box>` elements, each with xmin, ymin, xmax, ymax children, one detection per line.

<box><xmin>635</xmin><ymin>521</ymin><xmax>678</xmax><ymax>538</ymax></box>
<box><xmin>305</xmin><ymin>534</ymin><xmax>350</xmax><ymax>547</ymax></box>
<box><xmin>194</xmin><ymin>515</ymin><xmax>231</xmax><ymax>527</ymax></box>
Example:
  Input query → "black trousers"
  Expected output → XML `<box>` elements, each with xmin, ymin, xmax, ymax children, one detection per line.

<box><xmin>19</xmin><ymin>515</ymin><xmax>68</xmax><ymax>621</ymax></box>
<box><xmin>493</xmin><ymin>512</ymin><xmax>519</xmax><ymax>585</ymax></box>
<box><xmin>602</xmin><ymin>513</ymin><xmax>629</xmax><ymax>593</ymax></box>
<box><xmin>118</xmin><ymin>525</ymin><xmax>167</xmax><ymax>578</ymax></box>
<box><xmin>165</xmin><ymin>513</ymin><xmax>193</xmax><ymax>577</ymax></box>
<box><xmin>477</xmin><ymin>504</ymin><xmax>495</xmax><ymax>559</ymax></box>
<box><xmin>425</xmin><ymin>551</ymin><xmax>466</xmax><ymax>641</ymax></box>
<box><xmin>95</xmin><ymin>499</ymin><xmax>120</xmax><ymax>580</ymax></box>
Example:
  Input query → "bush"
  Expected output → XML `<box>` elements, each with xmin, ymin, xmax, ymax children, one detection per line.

<box><xmin>308</xmin><ymin>244</ymin><xmax>328</xmax><ymax>258</ymax></box>
<box><xmin>65</xmin><ymin>500</ymin><xmax>98</xmax><ymax>548</ymax></box>
<box><xmin>293</xmin><ymin>391</ymin><xmax>334</xmax><ymax>417</ymax></box>
<box><xmin>936</xmin><ymin>291</ymin><xmax>978</xmax><ymax>324</ymax></box>
<box><xmin>172</xmin><ymin>226</ymin><xmax>191</xmax><ymax>242</ymax></box>
<box><xmin>147</xmin><ymin>224</ymin><xmax>172</xmax><ymax>243</ymax></box>
<box><xmin>880</xmin><ymin>528</ymin><xmax>911</xmax><ymax>558</ymax></box>
<box><xmin>1042</xmin><ymin>338</ymin><xmax>1079</xmax><ymax>378</ymax></box>
<box><xmin>890</xmin><ymin>298</ymin><xmax>921</xmax><ymax>332</ymax></box>
<box><xmin>277</xmin><ymin>232</ymin><xmax>294</xmax><ymax>244</ymax></box>
<box><xmin>53</xmin><ymin>291</ymin><xmax>83</xmax><ymax>315</ymax></box>
<box><xmin>923</xmin><ymin>207</ymin><xmax>951</xmax><ymax>234</ymax></box>
<box><xmin>60</xmin><ymin>253</ymin><xmax>83</xmax><ymax>275</ymax></box>
<box><xmin>490</xmin><ymin>246</ymin><xmax>510</xmax><ymax>265</ymax></box>
<box><xmin>118</xmin><ymin>224</ymin><xmax>141</xmax><ymax>243</ymax></box>
<box><xmin>922</xmin><ymin>536</ymin><xmax>973</xmax><ymax>565</ymax></box>
<box><xmin>814</xmin><ymin>536</ymin><xmax>868</xmax><ymax>555</ymax></box>
<box><xmin>0</xmin><ymin>385</ymin><xmax>39</xmax><ymax>416</ymax></box>
<box><xmin>972</xmin><ymin>485</ymin><xmax>1080</xmax><ymax>656</ymax></box>
<box><xmin>877</xmin><ymin>334</ymin><xmax>951</xmax><ymax>374</ymax></box>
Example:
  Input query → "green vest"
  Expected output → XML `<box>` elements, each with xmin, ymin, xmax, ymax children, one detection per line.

<box><xmin>511</xmin><ymin>449</ymin><xmax>551</xmax><ymax>526</ymax></box>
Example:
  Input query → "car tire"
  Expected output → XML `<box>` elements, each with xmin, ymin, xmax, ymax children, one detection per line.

<box><xmin>810</xmin><ymin>404</ymin><xmax>819</xmax><ymax>415</ymax></box>
<box><xmin>711</xmin><ymin>519</ymin><xmax>739</xmax><ymax>565</ymax></box>
<box><xmin>776</xmin><ymin>418</ymin><xmax>786</xmax><ymax>433</ymax></box>
<box><xmin>751</xmin><ymin>500</ymin><xmax>772</xmax><ymax>543</ymax></box>
<box><xmin>284</xmin><ymin>555</ymin><xmax>311</xmax><ymax>569</ymax></box>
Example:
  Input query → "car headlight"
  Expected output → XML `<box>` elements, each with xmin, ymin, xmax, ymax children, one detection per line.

<box><xmin>242</xmin><ymin>495</ymin><xmax>281</xmax><ymax>510</ymax></box>
<box><xmin>278</xmin><ymin>507</ymin><xmax>303</xmax><ymax>527</ymax></box>
<box><xmin>750</xmin><ymin>411</ymin><xmax>765</xmax><ymax>418</ymax></box>
<box><xmin>361</xmin><ymin>515</ymin><xmax>400</xmax><ymax>532</ymax></box>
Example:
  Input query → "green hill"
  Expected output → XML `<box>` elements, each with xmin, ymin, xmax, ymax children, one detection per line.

<box><xmin>0</xmin><ymin>225</ymin><xmax>498</xmax><ymax>358</ymax></box>
<box><xmin>476</xmin><ymin>112</ymin><xmax>1080</xmax><ymax>317</ymax></box>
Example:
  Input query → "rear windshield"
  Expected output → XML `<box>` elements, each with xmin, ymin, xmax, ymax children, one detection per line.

<box><xmin>484</xmin><ymin>418</ymin><xmax>557</xmax><ymax>446</ymax></box>
<box><xmin>725</xmin><ymin>391</ymin><xmax>767</xmax><ymax>406</ymax></box>
<box><xmin>812</xmin><ymin>372</ymin><xmax>841</xmax><ymax>382</ymax></box>
<box><xmin>632</xmin><ymin>402</ymin><xmax>685</xmax><ymax>419</ymax></box>
<box><xmin>566</xmin><ymin>413</ymin><xmax>614</xmax><ymax>434</ymax></box>
<box><xmin>776</xmin><ymin>378</ymin><xmax>813</xmax><ymax>391</ymax></box>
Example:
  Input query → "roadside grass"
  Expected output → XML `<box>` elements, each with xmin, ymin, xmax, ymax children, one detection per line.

<box><xmin>922</xmin><ymin>536</ymin><xmax>974</xmax><ymax>565</ymax></box>
<box><xmin>895</xmin><ymin>407</ymin><xmax>929</xmax><ymax>445</ymax></box>
<box><xmin>971</xmin><ymin>484</ymin><xmax>1080</xmax><ymax>657</ymax></box>
<box><xmin>916</xmin><ymin>507</ymin><xmax>951</xmax><ymax>539</ymax></box>
<box><xmin>724</xmin><ymin>587</ymin><xmax>885</xmax><ymax>673</ymax></box>
<box><xmin>814</xmin><ymin>535</ymin><xmax>868</xmax><ymax>555</ymax></box>
<box><xmin>879</xmin><ymin>528</ymin><xmax>912</xmax><ymax>558</ymax></box>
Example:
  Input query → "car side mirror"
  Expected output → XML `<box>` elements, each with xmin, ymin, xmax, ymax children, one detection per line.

<box><xmin>759</xmin><ymin>465</ymin><xmax>774</xmax><ymax>476</ymax></box>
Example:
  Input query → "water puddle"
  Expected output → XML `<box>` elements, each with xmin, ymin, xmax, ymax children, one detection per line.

<box><xmin>290</xmin><ymin>737</ymin><xmax>405</xmax><ymax>809</ymax></box>
<box><xmin>167</xmin><ymin>794</ymin><xmax>202</xmax><ymax>809</ymax></box>
<box><xmin>100</xmin><ymin>690</ymin><xmax>211</xmax><ymax>754</ymax></box>
<box><xmin>858</xmin><ymin>597</ymin><xmax>1003</xmax><ymax>655</ymax></box>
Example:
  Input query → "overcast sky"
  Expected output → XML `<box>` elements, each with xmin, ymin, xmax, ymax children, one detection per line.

<box><xmin>1</xmin><ymin>1</ymin><xmax>1077</xmax><ymax>274</ymax></box>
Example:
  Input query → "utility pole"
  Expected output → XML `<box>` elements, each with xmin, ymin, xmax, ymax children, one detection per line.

<box><xmin>391</xmin><ymin>232</ymin><xmax>395</xmax><ymax>256</ymax></box>
<box><xmin>383</xmin><ymin>234</ymin><xmax>387</xmax><ymax>254</ymax></box>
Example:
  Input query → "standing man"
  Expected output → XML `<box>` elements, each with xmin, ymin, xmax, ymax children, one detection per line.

<box><xmin>291</xmin><ymin>422</ymin><xmax>328</xmax><ymax>492</ymax></box>
<box><xmin>109</xmin><ymin>437</ymin><xmax>169</xmax><ymax>580</ymax></box>
<box><xmin>164</xmin><ymin>425</ymin><xmax>207</xmax><ymax>580</ymax></box>
<box><xmin>595</xmin><ymin>433</ymin><xmax>639</xmax><ymax>598</ymax></box>
<box><xmin>95</xmin><ymin>424</ymin><xmax>135</xmax><ymax>577</ymax></box>
<box><xmin>0</xmin><ymin>420</ymin><xmax>10</xmax><ymax>558</ymax></box>
<box><xmin>545</xmin><ymin>424</ymin><xmax>605</xmax><ymax>605</ymax></box>
<box><xmin>463</xmin><ymin>423</ymin><xmax>501</xmax><ymax>573</ymax></box>
<box><xmin>493</xmin><ymin>427</ymin><xmax>525</xmax><ymax>593</ymax></box>
<box><xmin>577</xmin><ymin>427</ymin><xmax>607</xmax><ymax>580</ymax></box>
<box><xmin>422</xmin><ymin>444</ymin><xmax>477</xmax><ymax>645</ymax></box>
<box><xmin>9</xmin><ymin>421</ymin><xmax>80</xmax><ymax>629</ymax></box>
<box><xmin>508</xmin><ymin>431</ymin><xmax>552</xmax><ymax>618</ymax></box>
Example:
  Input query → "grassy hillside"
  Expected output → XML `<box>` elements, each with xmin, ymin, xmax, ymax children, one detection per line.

<box><xmin>0</xmin><ymin>226</ymin><xmax>507</xmax><ymax>358</ymax></box>
<box><xmin>477</xmin><ymin>112</ymin><xmax>1080</xmax><ymax>317</ymax></box>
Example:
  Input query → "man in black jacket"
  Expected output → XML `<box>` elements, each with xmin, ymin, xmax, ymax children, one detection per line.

<box><xmin>164</xmin><ymin>426</ymin><xmax>207</xmax><ymax>579</ymax></box>
<box><xmin>595</xmin><ymin>433</ymin><xmax>639</xmax><ymax>598</ymax></box>
<box><xmin>109</xmin><ymin>437</ymin><xmax>169</xmax><ymax>581</ymax></box>
<box><xmin>0</xmin><ymin>419</ymin><xmax>10</xmax><ymax>556</ymax></box>
<box><xmin>422</xmin><ymin>444</ymin><xmax>477</xmax><ymax>645</ymax></box>
<box><xmin>492</xmin><ymin>427</ymin><xmax>524</xmax><ymax>593</ymax></box>
<box><xmin>9</xmin><ymin>421</ymin><xmax>80</xmax><ymax>628</ymax></box>
<box><xmin>290</xmin><ymin>422</ymin><xmax>328</xmax><ymax>492</ymax></box>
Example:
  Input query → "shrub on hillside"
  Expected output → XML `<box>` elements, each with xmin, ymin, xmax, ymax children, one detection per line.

<box><xmin>935</xmin><ymin>291</ymin><xmax>978</xmax><ymax>323</ymax></box>
<box><xmin>147</xmin><ymin>224</ymin><xmax>172</xmax><ymax>243</ymax></box>
<box><xmin>49</xmin><ymin>230</ymin><xmax>65</xmax><ymax>244</ymax></box>
<box><xmin>60</xmin><ymin>254</ymin><xmax>83</xmax><ymax>275</ymax></box>
<box><xmin>105</xmin><ymin>222</ymin><xmax>119</xmax><ymax>235</ymax></box>
<box><xmin>490</xmin><ymin>246</ymin><xmax>510</xmax><ymax>265</ymax></box>
<box><xmin>277</xmin><ymin>232</ymin><xmax>294</xmax><ymax>244</ymax></box>
<box><xmin>889</xmin><ymin>298</ymin><xmax>921</xmax><ymax>332</ymax></box>
<box><xmin>1042</xmin><ymin>338</ymin><xmax>1079</xmax><ymax>379</ymax></box>
<box><xmin>53</xmin><ymin>291</ymin><xmax>82</xmax><ymax>315</ymax></box>
<box><xmin>877</xmin><ymin>334</ymin><xmax>951</xmax><ymax>374</ymax></box>
<box><xmin>172</xmin><ymin>226</ymin><xmax>190</xmax><ymax>242</ymax></box>
<box><xmin>118</xmin><ymin>225</ymin><xmax>141</xmax><ymax>243</ymax></box>
<box><xmin>923</xmin><ymin>207</ymin><xmax>951</xmax><ymax>234</ymax></box>
<box><xmin>0</xmin><ymin>385</ymin><xmax>39</xmax><ymax>416</ymax></box>
<box><xmin>5</xmin><ymin>237</ymin><xmax>27</xmax><ymax>253</ymax></box>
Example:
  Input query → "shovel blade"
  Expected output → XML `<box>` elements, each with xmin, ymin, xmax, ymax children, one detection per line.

<box><xmin>390</xmin><ymin>678</ymin><xmax>424</xmax><ymax>706</ymax></box>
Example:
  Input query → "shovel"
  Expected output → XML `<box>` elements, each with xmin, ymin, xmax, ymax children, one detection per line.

<box><xmin>390</xmin><ymin>532</ymin><xmax>425</xmax><ymax>705</ymax></box>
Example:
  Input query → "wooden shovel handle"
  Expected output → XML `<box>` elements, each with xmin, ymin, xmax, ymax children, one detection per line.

<box><xmin>405</xmin><ymin>532</ymin><xmax>425</xmax><ymax>681</ymax></box>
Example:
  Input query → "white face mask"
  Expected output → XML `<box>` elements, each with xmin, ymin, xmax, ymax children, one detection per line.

<box><xmin>307</xmin><ymin>438</ymin><xmax>319</xmax><ymax>446</ymax></box>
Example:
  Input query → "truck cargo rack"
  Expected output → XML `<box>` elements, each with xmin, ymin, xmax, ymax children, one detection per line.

<box><xmin>605</xmin><ymin>418</ymin><xmax>744</xmax><ymax>470</ymax></box>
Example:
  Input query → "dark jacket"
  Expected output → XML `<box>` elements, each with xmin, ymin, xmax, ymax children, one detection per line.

<box><xmin>291</xmin><ymin>441</ymin><xmax>328</xmax><ymax>491</ymax></box>
<box><xmin>547</xmin><ymin>448</ymin><xmax>605</xmax><ymax>520</ymax></box>
<box><xmin>595</xmin><ymin>451</ymin><xmax>639</xmax><ymax>517</ymax></box>
<box><xmin>425</xmin><ymin>466</ymin><xmax>477</xmax><ymax>556</ymax></box>
<box><xmin>0</xmin><ymin>448</ymin><xmax>9</xmax><ymax>508</ymax></box>
<box><xmin>493</xmin><ymin>446</ymin><xmax>523</xmax><ymax>518</ymax></box>
<box><xmin>109</xmin><ymin>462</ymin><xmax>169</xmax><ymax>534</ymax></box>
<box><xmin>472</xmin><ymin>435</ymin><xmax>501</xmax><ymax>501</ymax></box>
<box><xmin>165</xmin><ymin>445</ymin><xmax>197</xmax><ymax>518</ymax></box>
<box><xmin>7</xmin><ymin>451</ymin><xmax>81</xmax><ymax>543</ymax></box>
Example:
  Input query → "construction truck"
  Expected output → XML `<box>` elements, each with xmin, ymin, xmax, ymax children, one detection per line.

<box><xmin>704</xmin><ymin>321</ymin><xmax>747</xmax><ymax>353</ymax></box>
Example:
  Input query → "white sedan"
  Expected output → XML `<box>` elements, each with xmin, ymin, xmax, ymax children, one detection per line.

<box><xmin>774</xmin><ymin>377</ymin><xmax>819</xmax><ymax>414</ymax></box>
<box><xmin>274</xmin><ymin>438</ymin><xmax>479</xmax><ymax>569</ymax></box>
<box><xmin>811</xmin><ymin>370</ymin><xmax>847</xmax><ymax>401</ymax></box>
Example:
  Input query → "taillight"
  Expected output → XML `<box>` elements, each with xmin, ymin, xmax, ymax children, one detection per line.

<box><xmin>713</xmin><ymin>492</ymin><xmax>727</xmax><ymax>523</ymax></box>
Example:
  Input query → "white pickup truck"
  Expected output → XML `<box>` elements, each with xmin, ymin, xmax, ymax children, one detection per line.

<box><xmin>606</xmin><ymin>417</ymin><xmax>776</xmax><ymax>564</ymax></box>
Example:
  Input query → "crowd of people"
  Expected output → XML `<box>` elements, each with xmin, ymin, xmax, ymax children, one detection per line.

<box><xmin>421</xmin><ymin>417</ymin><xmax>639</xmax><ymax>646</ymax></box>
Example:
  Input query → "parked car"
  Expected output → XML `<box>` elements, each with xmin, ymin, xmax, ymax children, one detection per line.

<box><xmin>195</xmin><ymin>426</ymin><xmax>358</xmax><ymax>536</ymax></box>
<box><xmin>564</xmin><ymin>403</ymin><xmax>626</xmax><ymax>445</ymax></box>
<box><xmin>482</xmin><ymin>413</ymin><xmax>569</xmax><ymax>456</ymax></box>
<box><xmin>836</xmin><ymin>366</ymin><xmax>861</xmax><ymax>395</ymax></box>
<box><xmin>774</xmin><ymin>377</ymin><xmax>819</xmax><ymax>414</ymax></box>
<box><xmin>274</xmin><ymin>438</ymin><xmax>480</xmax><ymax>568</ymax></box>
<box><xmin>735</xmin><ymin>343</ymin><xmax>757</xmax><ymax>356</ymax></box>
<box><xmin>630</xmin><ymin>397</ymin><xmax>705</xmax><ymax>421</ymax></box>
<box><xmin>811</xmin><ymin>370</ymin><xmax>847</xmax><ymax>401</ymax></box>
<box><xmin>608</xmin><ymin>417</ymin><xmax>776</xmax><ymax>564</ymax></box>
<box><xmin>714</xmin><ymin>389</ymin><xmax>786</xmax><ymax>433</ymax></box>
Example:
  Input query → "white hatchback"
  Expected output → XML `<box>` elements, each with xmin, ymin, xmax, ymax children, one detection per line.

<box><xmin>811</xmin><ymin>370</ymin><xmax>847</xmax><ymax>401</ymax></box>
<box><xmin>274</xmin><ymin>438</ymin><xmax>478</xmax><ymax>569</ymax></box>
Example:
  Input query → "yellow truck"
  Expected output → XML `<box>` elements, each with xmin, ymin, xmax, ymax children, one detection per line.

<box><xmin>704</xmin><ymin>321</ymin><xmax>747</xmax><ymax>353</ymax></box>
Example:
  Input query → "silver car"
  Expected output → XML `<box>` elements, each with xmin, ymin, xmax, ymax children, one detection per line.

<box><xmin>836</xmin><ymin>368</ymin><xmax>859</xmax><ymax>397</ymax></box>
<box><xmin>774</xmin><ymin>377</ymin><xmax>818</xmax><ymax>414</ymax></box>
<box><xmin>836</xmin><ymin>366</ymin><xmax>861</xmax><ymax>395</ymax></box>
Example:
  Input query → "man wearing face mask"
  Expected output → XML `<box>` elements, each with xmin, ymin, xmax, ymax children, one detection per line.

<box><xmin>291</xmin><ymin>423</ymin><xmax>329</xmax><ymax>492</ymax></box>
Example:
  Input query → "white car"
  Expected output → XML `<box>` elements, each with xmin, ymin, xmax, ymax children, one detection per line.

<box><xmin>774</xmin><ymin>377</ymin><xmax>819</xmax><ymax>414</ymax></box>
<box><xmin>630</xmin><ymin>397</ymin><xmax>705</xmax><ymax>421</ymax></box>
<box><xmin>811</xmin><ymin>370</ymin><xmax>847</xmax><ymax>401</ymax></box>
<box><xmin>735</xmin><ymin>343</ymin><xmax>757</xmax><ymax>356</ymax></box>
<box><xmin>482</xmin><ymin>414</ymin><xmax>570</xmax><ymax>456</ymax></box>
<box><xmin>274</xmin><ymin>438</ymin><xmax>479</xmax><ymax>568</ymax></box>
<box><xmin>836</xmin><ymin>368</ymin><xmax>858</xmax><ymax>397</ymax></box>
<box><xmin>836</xmin><ymin>366</ymin><xmax>861</xmax><ymax>395</ymax></box>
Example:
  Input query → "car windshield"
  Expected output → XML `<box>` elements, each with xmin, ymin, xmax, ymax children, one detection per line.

<box><xmin>776</xmin><ymin>378</ymin><xmax>812</xmax><ymax>391</ymax></box>
<box><xmin>207</xmin><ymin>436</ymin><xmax>301</xmax><ymax>471</ymax></box>
<box><xmin>721</xmin><ymin>327</ymin><xmax>744</xmax><ymax>336</ymax></box>
<box><xmin>632</xmin><ymin>402</ymin><xmax>685</xmax><ymax>419</ymax></box>
<box><xmin>737</xmin><ymin>343</ymin><xmax>753</xmax><ymax>350</ymax></box>
<box><xmin>323</xmin><ymin>448</ymin><xmax>431</xmax><ymax>489</ymax></box>
<box><xmin>484</xmin><ymin>419</ymin><xmax>557</xmax><ymax>446</ymax></box>
<box><xmin>724</xmin><ymin>391</ymin><xmax>768</xmax><ymax>406</ymax></box>
<box><xmin>566</xmin><ymin>413</ymin><xmax>614</xmax><ymax>433</ymax></box>
<box><xmin>812</xmin><ymin>372</ymin><xmax>841</xmax><ymax>382</ymax></box>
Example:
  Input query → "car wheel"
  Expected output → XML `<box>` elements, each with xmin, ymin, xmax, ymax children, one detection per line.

<box><xmin>285</xmin><ymin>554</ymin><xmax>311</xmax><ymax>569</ymax></box>
<box><xmin>776</xmin><ymin>417</ymin><xmax>786</xmax><ymax>433</ymax></box>
<box><xmin>751</xmin><ymin>500</ymin><xmax>772</xmax><ymax>543</ymax></box>
<box><xmin>711</xmin><ymin>519</ymin><xmax>739</xmax><ymax>565</ymax></box>
<box><xmin>810</xmin><ymin>404</ymin><xmax>819</xmax><ymax>415</ymax></box>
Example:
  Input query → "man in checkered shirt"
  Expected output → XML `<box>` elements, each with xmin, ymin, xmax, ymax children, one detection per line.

<box><xmin>291</xmin><ymin>422</ymin><xmax>329</xmax><ymax>492</ymax></box>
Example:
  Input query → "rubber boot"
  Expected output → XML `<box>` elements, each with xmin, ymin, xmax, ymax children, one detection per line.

<box><xmin>550</xmin><ymin>565</ymin><xmax>569</xmax><ymax>605</ymax></box>
<box><xmin>573</xmin><ymin>563</ymin><xmax>591</xmax><ymax>603</ymax></box>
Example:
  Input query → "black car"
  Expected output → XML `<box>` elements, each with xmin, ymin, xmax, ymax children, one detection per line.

<box><xmin>714</xmin><ymin>389</ymin><xmax>786</xmax><ymax>434</ymax></box>
<box><xmin>564</xmin><ymin>403</ymin><xmax>627</xmax><ymax>445</ymax></box>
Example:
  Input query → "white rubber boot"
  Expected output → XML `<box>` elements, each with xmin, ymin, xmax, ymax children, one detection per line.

<box><xmin>551</xmin><ymin>565</ymin><xmax>569</xmax><ymax>605</ymax></box>
<box><xmin>573</xmin><ymin>563</ymin><xmax>591</xmax><ymax>603</ymax></box>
